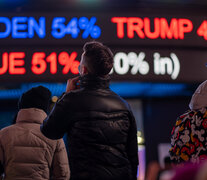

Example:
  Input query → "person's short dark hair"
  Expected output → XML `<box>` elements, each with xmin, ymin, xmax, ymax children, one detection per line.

<box><xmin>18</xmin><ymin>86</ymin><xmax>51</xmax><ymax>114</ymax></box>
<box><xmin>83</xmin><ymin>41</ymin><xmax>114</xmax><ymax>77</ymax></box>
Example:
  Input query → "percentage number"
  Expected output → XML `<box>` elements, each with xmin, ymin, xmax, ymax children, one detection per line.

<box><xmin>112</xmin><ymin>52</ymin><xmax>149</xmax><ymax>75</ymax></box>
<box><xmin>31</xmin><ymin>52</ymin><xmax>79</xmax><ymax>75</ymax></box>
<box><xmin>51</xmin><ymin>17</ymin><xmax>101</xmax><ymax>39</ymax></box>
<box><xmin>197</xmin><ymin>20</ymin><xmax>207</xmax><ymax>40</ymax></box>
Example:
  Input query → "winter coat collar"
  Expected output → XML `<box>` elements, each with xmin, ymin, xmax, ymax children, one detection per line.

<box><xmin>80</xmin><ymin>74</ymin><xmax>110</xmax><ymax>90</ymax></box>
<box><xmin>16</xmin><ymin>108</ymin><xmax>47</xmax><ymax>124</ymax></box>
<box><xmin>189</xmin><ymin>80</ymin><xmax>207</xmax><ymax>111</ymax></box>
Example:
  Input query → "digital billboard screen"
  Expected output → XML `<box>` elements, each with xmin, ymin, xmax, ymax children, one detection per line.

<box><xmin>0</xmin><ymin>12</ymin><xmax>207</xmax><ymax>83</ymax></box>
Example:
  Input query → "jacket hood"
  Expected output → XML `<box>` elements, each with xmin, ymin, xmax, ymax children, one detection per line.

<box><xmin>16</xmin><ymin>108</ymin><xmax>47</xmax><ymax>124</ymax></box>
<box><xmin>189</xmin><ymin>80</ymin><xmax>207</xmax><ymax>110</ymax></box>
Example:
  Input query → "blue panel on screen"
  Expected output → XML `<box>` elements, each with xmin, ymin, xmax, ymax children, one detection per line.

<box><xmin>0</xmin><ymin>82</ymin><xmax>192</xmax><ymax>99</ymax></box>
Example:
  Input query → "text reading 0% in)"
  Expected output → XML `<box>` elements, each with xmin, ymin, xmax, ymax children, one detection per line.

<box><xmin>112</xmin><ymin>52</ymin><xmax>150</xmax><ymax>75</ymax></box>
<box><xmin>52</xmin><ymin>17</ymin><xmax>101</xmax><ymax>39</ymax></box>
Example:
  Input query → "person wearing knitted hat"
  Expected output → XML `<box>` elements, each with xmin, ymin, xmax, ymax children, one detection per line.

<box><xmin>0</xmin><ymin>86</ymin><xmax>70</xmax><ymax>180</ymax></box>
<box><xmin>18</xmin><ymin>85</ymin><xmax>52</xmax><ymax>113</ymax></box>
<box><xmin>170</xmin><ymin>80</ymin><xmax>207</xmax><ymax>164</ymax></box>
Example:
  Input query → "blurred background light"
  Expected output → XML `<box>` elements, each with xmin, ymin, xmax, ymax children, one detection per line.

<box><xmin>0</xmin><ymin>82</ymin><xmax>194</xmax><ymax>100</ymax></box>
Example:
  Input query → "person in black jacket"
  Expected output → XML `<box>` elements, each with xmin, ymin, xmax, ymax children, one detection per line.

<box><xmin>41</xmin><ymin>41</ymin><xmax>139</xmax><ymax>180</ymax></box>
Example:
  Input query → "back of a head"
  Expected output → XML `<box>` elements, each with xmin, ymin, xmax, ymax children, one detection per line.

<box><xmin>189</xmin><ymin>80</ymin><xmax>207</xmax><ymax>110</ymax></box>
<box><xmin>18</xmin><ymin>86</ymin><xmax>51</xmax><ymax>113</ymax></box>
<box><xmin>83</xmin><ymin>41</ymin><xmax>114</xmax><ymax>77</ymax></box>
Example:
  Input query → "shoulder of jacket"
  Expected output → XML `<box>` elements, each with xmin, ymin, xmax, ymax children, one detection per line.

<box><xmin>116</xmin><ymin>95</ymin><xmax>131</xmax><ymax>111</ymax></box>
<box><xmin>108</xmin><ymin>90</ymin><xmax>132</xmax><ymax>112</ymax></box>
<box><xmin>0</xmin><ymin>125</ymin><xmax>21</xmax><ymax>145</ymax></box>
<box><xmin>26</xmin><ymin>127</ymin><xmax>58</xmax><ymax>147</ymax></box>
<box><xmin>174</xmin><ymin>110</ymin><xmax>195</xmax><ymax>128</ymax></box>
<box><xmin>179</xmin><ymin>110</ymin><xmax>194</xmax><ymax>119</ymax></box>
<box><xmin>55</xmin><ymin>139</ymin><xmax>66</xmax><ymax>151</ymax></box>
<box><xmin>110</xmin><ymin>89</ymin><xmax>128</xmax><ymax>102</ymax></box>
<box><xmin>0</xmin><ymin>124</ymin><xmax>16</xmax><ymax>135</ymax></box>
<box><xmin>61</xmin><ymin>88</ymin><xmax>84</xmax><ymax>99</ymax></box>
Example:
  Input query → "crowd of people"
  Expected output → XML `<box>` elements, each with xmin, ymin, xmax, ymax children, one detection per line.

<box><xmin>0</xmin><ymin>41</ymin><xmax>207</xmax><ymax>180</ymax></box>
<box><xmin>0</xmin><ymin>41</ymin><xmax>138</xmax><ymax>180</ymax></box>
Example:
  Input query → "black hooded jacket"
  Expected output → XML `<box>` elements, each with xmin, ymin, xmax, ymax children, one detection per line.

<box><xmin>41</xmin><ymin>75</ymin><xmax>139</xmax><ymax>180</ymax></box>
